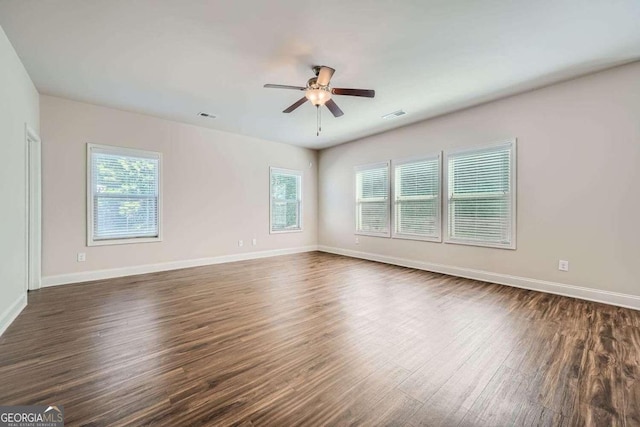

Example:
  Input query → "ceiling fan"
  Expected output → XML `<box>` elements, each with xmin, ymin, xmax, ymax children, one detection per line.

<box><xmin>264</xmin><ymin>65</ymin><xmax>375</xmax><ymax>135</ymax></box>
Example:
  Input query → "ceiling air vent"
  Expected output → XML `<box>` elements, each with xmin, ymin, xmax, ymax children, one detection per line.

<box><xmin>381</xmin><ymin>110</ymin><xmax>406</xmax><ymax>119</ymax></box>
<box><xmin>198</xmin><ymin>112</ymin><xmax>216</xmax><ymax>119</ymax></box>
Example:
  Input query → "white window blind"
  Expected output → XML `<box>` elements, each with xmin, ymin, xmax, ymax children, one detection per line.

<box><xmin>355</xmin><ymin>162</ymin><xmax>390</xmax><ymax>236</ymax></box>
<box><xmin>270</xmin><ymin>167</ymin><xmax>302</xmax><ymax>233</ymax></box>
<box><xmin>445</xmin><ymin>141</ymin><xmax>516</xmax><ymax>249</ymax></box>
<box><xmin>393</xmin><ymin>155</ymin><xmax>441</xmax><ymax>241</ymax></box>
<box><xmin>88</xmin><ymin>144</ymin><xmax>161</xmax><ymax>245</ymax></box>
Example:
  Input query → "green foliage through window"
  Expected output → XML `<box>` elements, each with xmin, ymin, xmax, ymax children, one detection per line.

<box><xmin>271</xmin><ymin>169</ymin><xmax>302</xmax><ymax>232</ymax></box>
<box><xmin>91</xmin><ymin>148</ymin><xmax>160</xmax><ymax>241</ymax></box>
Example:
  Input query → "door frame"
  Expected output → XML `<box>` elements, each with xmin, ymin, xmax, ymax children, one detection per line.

<box><xmin>25</xmin><ymin>124</ymin><xmax>41</xmax><ymax>291</ymax></box>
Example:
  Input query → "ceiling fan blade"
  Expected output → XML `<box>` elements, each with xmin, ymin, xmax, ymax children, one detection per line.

<box><xmin>264</xmin><ymin>84</ymin><xmax>306</xmax><ymax>90</ymax></box>
<box><xmin>283</xmin><ymin>97</ymin><xmax>308</xmax><ymax>113</ymax></box>
<box><xmin>316</xmin><ymin>66</ymin><xmax>335</xmax><ymax>86</ymax></box>
<box><xmin>325</xmin><ymin>99</ymin><xmax>344</xmax><ymax>117</ymax></box>
<box><xmin>332</xmin><ymin>88</ymin><xmax>375</xmax><ymax>98</ymax></box>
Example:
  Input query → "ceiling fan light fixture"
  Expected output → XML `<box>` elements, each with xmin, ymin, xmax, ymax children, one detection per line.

<box><xmin>305</xmin><ymin>88</ymin><xmax>331</xmax><ymax>106</ymax></box>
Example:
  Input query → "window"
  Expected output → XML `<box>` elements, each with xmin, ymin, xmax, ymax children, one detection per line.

<box><xmin>87</xmin><ymin>144</ymin><xmax>162</xmax><ymax>246</ymax></box>
<box><xmin>445</xmin><ymin>140</ymin><xmax>516</xmax><ymax>249</ymax></box>
<box><xmin>392</xmin><ymin>155</ymin><xmax>441</xmax><ymax>241</ymax></box>
<box><xmin>355</xmin><ymin>162</ymin><xmax>390</xmax><ymax>237</ymax></box>
<box><xmin>270</xmin><ymin>167</ymin><xmax>302</xmax><ymax>233</ymax></box>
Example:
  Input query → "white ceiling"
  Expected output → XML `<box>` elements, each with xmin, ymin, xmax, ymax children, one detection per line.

<box><xmin>1</xmin><ymin>1</ymin><xmax>639</xmax><ymax>149</ymax></box>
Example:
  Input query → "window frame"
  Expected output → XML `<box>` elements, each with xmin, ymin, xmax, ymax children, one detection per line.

<box><xmin>391</xmin><ymin>153</ymin><xmax>442</xmax><ymax>242</ymax></box>
<box><xmin>269</xmin><ymin>167</ymin><xmax>303</xmax><ymax>234</ymax></box>
<box><xmin>87</xmin><ymin>143</ymin><xmax>163</xmax><ymax>247</ymax></box>
<box><xmin>354</xmin><ymin>161</ymin><xmax>391</xmax><ymax>238</ymax></box>
<box><xmin>443</xmin><ymin>139</ymin><xmax>517</xmax><ymax>250</ymax></box>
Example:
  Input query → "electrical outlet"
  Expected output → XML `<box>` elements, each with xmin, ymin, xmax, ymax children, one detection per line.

<box><xmin>238</xmin><ymin>240</ymin><xmax>243</xmax><ymax>247</ymax></box>
<box><xmin>355</xmin><ymin>237</ymin><xmax>359</xmax><ymax>245</ymax></box>
<box><xmin>252</xmin><ymin>238</ymin><xmax>257</xmax><ymax>246</ymax></box>
<box><xmin>558</xmin><ymin>260</ymin><xmax>569</xmax><ymax>272</ymax></box>
<box><xmin>77</xmin><ymin>252</ymin><xmax>86</xmax><ymax>262</ymax></box>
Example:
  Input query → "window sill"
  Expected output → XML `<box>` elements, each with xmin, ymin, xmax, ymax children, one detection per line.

<box><xmin>355</xmin><ymin>231</ymin><xmax>390</xmax><ymax>238</ymax></box>
<box><xmin>444</xmin><ymin>238</ymin><xmax>515</xmax><ymax>250</ymax></box>
<box><xmin>270</xmin><ymin>229</ymin><xmax>303</xmax><ymax>234</ymax></box>
<box><xmin>88</xmin><ymin>236</ymin><xmax>163</xmax><ymax>247</ymax></box>
<box><xmin>392</xmin><ymin>233</ymin><xmax>442</xmax><ymax>243</ymax></box>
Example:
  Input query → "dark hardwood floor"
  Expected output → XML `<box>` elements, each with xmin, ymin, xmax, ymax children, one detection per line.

<box><xmin>1</xmin><ymin>252</ymin><xmax>639</xmax><ymax>426</ymax></box>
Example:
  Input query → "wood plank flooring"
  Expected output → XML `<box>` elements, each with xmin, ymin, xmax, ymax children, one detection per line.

<box><xmin>1</xmin><ymin>252</ymin><xmax>639</xmax><ymax>426</ymax></box>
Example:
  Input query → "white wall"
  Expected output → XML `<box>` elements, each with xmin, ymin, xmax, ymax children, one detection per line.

<box><xmin>319</xmin><ymin>62</ymin><xmax>640</xmax><ymax>302</ymax></box>
<box><xmin>40</xmin><ymin>96</ymin><xmax>317</xmax><ymax>282</ymax></box>
<box><xmin>0</xmin><ymin>25</ymin><xmax>39</xmax><ymax>334</ymax></box>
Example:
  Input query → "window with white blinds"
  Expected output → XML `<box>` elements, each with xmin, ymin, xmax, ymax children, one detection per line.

<box><xmin>355</xmin><ymin>162</ymin><xmax>390</xmax><ymax>236</ymax></box>
<box><xmin>87</xmin><ymin>144</ymin><xmax>161</xmax><ymax>246</ymax></box>
<box><xmin>270</xmin><ymin>167</ymin><xmax>302</xmax><ymax>233</ymax></box>
<box><xmin>392</xmin><ymin>155</ymin><xmax>441</xmax><ymax>241</ymax></box>
<box><xmin>445</xmin><ymin>141</ymin><xmax>516</xmax><ymax>249</ymax></box>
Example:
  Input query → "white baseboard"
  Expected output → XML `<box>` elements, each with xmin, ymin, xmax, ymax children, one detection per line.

<box><xmin>318</xmin><ymin>245</ymin><xmax>640</xmax><ymax>311</ymax></box>
<box><xmin>0</xmin><ymin>293</ymin><xmax>27</xmax><ymax>337</ymax></box>
<box><xmin>38</xmin><ymin>244</ymin><xmax>640</xmax><ymax>311</ymax></box>
<box><xmin>42</xmin><ymin>245</ymin><xmax>319</xmax><ymax>288</ymax></box>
